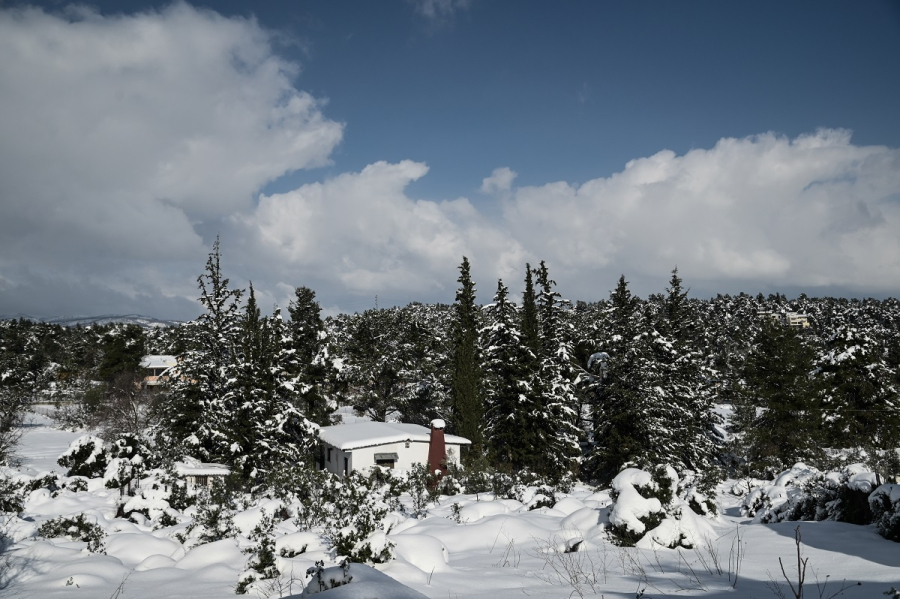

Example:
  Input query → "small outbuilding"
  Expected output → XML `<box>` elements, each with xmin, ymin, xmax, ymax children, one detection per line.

<box><xmin>174</xmin><ymin>456</ymin><xmax>231</xmax><ymax>490</ymax></box>
<box><xmin>317</xmin><ymin>419</ymin><xmax>470</xmax><ymax>476</ymax></box>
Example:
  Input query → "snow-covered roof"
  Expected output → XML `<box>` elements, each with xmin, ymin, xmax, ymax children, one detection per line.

<box><xmin>173</xmin><ymin>456</ymin><xmax>230</xmax><ymax>477</ymax></box>
<box><xmin>139</xmin><ymin>355</ymin><xmax>178</xmax><ymax>369</ymax></box>
<box><xmin>318</xmin><ymin>421</ymin><xmax>471</xmax><ymax>451</ymax></box>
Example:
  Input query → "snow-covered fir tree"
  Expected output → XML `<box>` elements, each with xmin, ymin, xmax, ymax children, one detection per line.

<box><xmin>531</xmin><ymin>261</ymin><xmax>581</xmax><ymax>478</ymax></box>
<box><xmin>161</xmin><ymin>239</ymin><xmax>243</xmax><ymax>463</ymax></box>
<box><xmin>732</xmin><ymin>318</ymin><xmax>823</xmax><ymax>476</ymax></box>
<box><xmin>481</xmin><ymin>280</ymin><xmax>533</xmax><ymax>471</ymax></box>
<box><xmin>285</xmin><ymin>286</ymin><xmax>336</xmax><ymax>427</ymax></box>
<box><xmin>586</xmin><ymin>276</ymin><xmax>669</xmax><ymax>484</ymax></box>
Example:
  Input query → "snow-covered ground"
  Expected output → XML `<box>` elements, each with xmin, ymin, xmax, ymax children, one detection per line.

<box><xmin>3</xmin><ymin>414</ymin><xmax>899</xmax><ymax>598</ymax></box>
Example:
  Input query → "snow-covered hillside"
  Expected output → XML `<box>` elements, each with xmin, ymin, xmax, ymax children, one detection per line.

<box><xmin>2</xmin><ymin>414</ymin><xmax>899</xmax><ymax>599</ymax></box>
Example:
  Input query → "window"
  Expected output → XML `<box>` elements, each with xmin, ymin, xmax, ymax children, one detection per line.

<box><xmin>327</xmin><ymin>447</ymin><xmax>332</xmax><ymax>462</ymax></box>
<box><xmin>374</xmin><ymin>452</ymin><xmax>398</xmax><ymax>469</ymax></box>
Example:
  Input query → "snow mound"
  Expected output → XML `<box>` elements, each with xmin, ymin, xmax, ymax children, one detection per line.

<box><xmin>276</xmin><ymin>531</ymin><xmax>328</xmax><ymax>557</ymax></box>
<box><xmin>175</xmin><ymin>538</ymin><xmax>243</xmax><ymax>570</ymax></box>
<box><xmin>105</xmin><ymin>532</ymin><xmax>183</xmax><ymax>566</ymax></box>
<box><xmin>392</xmin><ymin>534</ymin><xmax>451</xmax><ymax>573</ymax></box>
<box><xmin>457</xmin><ymin>500</ymin><xmax>511</xmax><ymax>522</ymax></box>
<box><xmin>295</xmin><ymin>562</ymin><xmax>429</xmax><ymax>598</ymax></box>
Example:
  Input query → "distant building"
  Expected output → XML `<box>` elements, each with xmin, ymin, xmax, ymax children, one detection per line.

<box><xmin>174</xmin><ymin>456</ymin><xmax>230</xmax><ymax>490</ymax></box>
<box><xmin>757</xmin><ymin>310</ymin><xmax>811</xmax><ymax>329</ymax></box>
<box><xmin>317</xmin><ymin>420</ymin><xmax>471</xmax><ymax>476</ymax></box>
<box><xmin>139</xmin><ymin>355</ymin><xmax>177</xmax><ymax>387</ymax></box>
<box><xmin>784</xmin><ymin>312</ymin><xmax>811</xmax><ymax>328</ymax></box>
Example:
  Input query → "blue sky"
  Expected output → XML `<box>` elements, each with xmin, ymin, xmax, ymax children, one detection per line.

<box><xmin>1</xmin><ymin>1</ymin><xmax>899</xmax><ymax>319</ymax></box>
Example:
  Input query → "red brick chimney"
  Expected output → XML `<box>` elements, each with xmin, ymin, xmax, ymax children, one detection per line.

<box><xmin>427</xmin><ymin>419</ymin><xmax>447</xmax><ymax>479</ymax></box>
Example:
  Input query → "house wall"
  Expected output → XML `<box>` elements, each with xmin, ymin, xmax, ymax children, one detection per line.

<box><xmin>321</xmin><ymin>440</ymin><xmax>465</xmax><ymax>475</ymax></box>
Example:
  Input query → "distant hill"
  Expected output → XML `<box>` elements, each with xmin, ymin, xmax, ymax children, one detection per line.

<box><xmin>0</xmin><ymin>313</ymin><xmax>182</xmax><ymax>328</ymax></box>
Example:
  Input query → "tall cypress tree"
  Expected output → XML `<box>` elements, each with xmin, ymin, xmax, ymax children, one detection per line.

<box><xmin>819</xmin><ymin>325</ymin><xmax>900</xmax><ymax>452</ymax></box>
<box><xmin>449</xmin><ymin>257</ymin><xmax>483</xmax><ymax>460</ymax></box>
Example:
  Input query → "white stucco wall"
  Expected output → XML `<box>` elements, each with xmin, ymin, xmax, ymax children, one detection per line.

<box><xmin>321</xmin><ymin>440</ymin><xmax>465</xmax><ymax>475</ymax></box>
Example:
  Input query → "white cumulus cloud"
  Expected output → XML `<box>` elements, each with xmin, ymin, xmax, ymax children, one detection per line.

<box><xmin>243</xmin><ymin>160</ymin><xmax>526</xmax><ymax>305</ymax></box>
<box><xmin>501</xmin><ymin>129</ymin><xmax>900</xmax><ymax>299</ymax></box>
<box><xmin>481</xmin><ymin>167</ymin><xmax>517</xmax><ymax>195</ymax></box>
<box><xmin>0</xmin><ymin>3</ymin><xmax>342</xmax><ymax>317</ymax></box>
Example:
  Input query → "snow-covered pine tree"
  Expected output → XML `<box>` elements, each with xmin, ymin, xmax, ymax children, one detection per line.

<box><xmin>286</xmin><ymin>286</ymin><xmax>335</xmax><ymax>426</ymax></box>
<box><xmin>449</xmin><ymin>257</ymin><xmax>484</xmax><ymax>461</ymax></box>
<box><xmin>587</xmin><ymin>276</ymin><xmax>665</xmax><ymax>484</ymax></box>
<box><xmin>481</xmin><ymin>280</ymin><xmax>532</xmax><ymax>471</ymax></box>
<box><xmin>342</xmin><ymin>307</ymin><xmax>444</xmax><ymax>424</ymax></box>
<box><xmin>653</xmin><ymin>268</ymin><xmax>722</xmax><ymax>476</ymax></box>
<box><xmin>162</xmin><ymin>239</ymin><xmax>243</xmax><ymax>463</ymax></box>
<box><xmin>532</xmin><ymin>261</ymin><xmax>581</xmax><ymax>478</ymax></box>
<box><xmin>818</xmin><ymin>324</ymin><xmax>900</xmax><ymax>453</ymax></box>
<box><xmin>733</xmin><ymin>318</ymin><xmax>823</xmax><ymax>476</ymax></box>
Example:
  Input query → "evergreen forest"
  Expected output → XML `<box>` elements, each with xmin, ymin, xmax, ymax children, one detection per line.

<box><xmin>3</xmin><ymin>244</ymin><xmax>899</xmax><ymax>495</ymax></box>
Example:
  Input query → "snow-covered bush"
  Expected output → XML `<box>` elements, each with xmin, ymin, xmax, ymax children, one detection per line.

<box><xmin>741</xmin><ymin>463</ymin><xmax>878</xmax><ymax>525</ymax></box>
<box><xmin>182</xmin><ymin>478</ymin><xmax>238</xmax><ymax>547</ymax></box>
<box><xmin>0</xmin><ymin>475</ymin><xmax>23</xmax><ymax>514</ymax></box>
<box><xmin>103</xmin><ymin>433</ymin><xmax>157</xmax><ymax>490</ymax></box>
<box><xmin>37</xmin><ymin>513</ymin><xmax>106</xmax><ymax>553</ymax></box>
<box><xmin>407</xmin><ymin>463</ymin><xmax>441</xmax><ymax>517</ymax></box>
<box><xmin>23</xmin><ymin>472</ymin><xmax>60</xmax><ymax>495</ymax></box>
<box><xmin>269</xmin><ymin>467</ymin><xmax>397</xmax><ymax>564</ymax></box>
<box><xmin>677</xmin><ymin>469</ymin><xmax>718</xmax><ymax>516</ymax></box>
<box><xmin>607</xmin><ymin>465</ymin><xmax>714</xmax><ymax>549</ymax></box>
<box><xmin>304</xmin><ymin>559</ymin><xmax>353</xmax><ymax>595</ymax></box>
<box><xmin>236</xmin><ymin>511</ymin><xmax>280</xmax><ymax>595</ymax></box>
<box><xmin>869</xmin><ymin>484</ymin><xmax>900</xmax><ymax>542</ymax></box>
<box><xmin>64</xmin><ymin>477</ymin><xmax>88</xmax><ymax>493</ymax></box>
<box><xmin>57</xmin><ymin>435</ymin><xmax>109</xmax><ymax>478</ymax></box>
<box><xmin>607</xmin><ymin>467</ymin><xmax>669</xmax><ymax>546</ymax></box>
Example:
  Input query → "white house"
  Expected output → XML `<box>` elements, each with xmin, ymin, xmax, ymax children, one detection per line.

<box><xmin>174</xmin><ymin>456</ymin><xmax>231</xmax><ymax>490</ymax></box>
<box><xmin>317</xmin><ymin>420</ymin><xmax>471</xmax><ymax>476</ymax></box>
<box><xmin>139</xmin><ymin>355</ymin><xmax>178</xmax><ymax>387</ymax></box>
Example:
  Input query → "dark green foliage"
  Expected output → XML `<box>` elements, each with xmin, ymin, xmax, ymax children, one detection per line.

<box><xmin>449</xmin><ymin>257</ymin><xmax>484</xmax><ymax>459</ymax></box>
<box><xmin>734</xmin><ymin>319</ymin><xmax>823</xmax><ymax>475</ymax></box>
<box><xmin>97</xmin><ymin>325</ymin><xmax>145</xmax><ymax>383</ymax></box>
<box><xmin>607</xmin><ymin>466</ymin><xmax>674</xmax><ymax>547</ymax></box>
<box><xmin>531</xmin><ymin>261</ymin><xmax>581</xmax><ymax>478</ymax></box>
<box><xmin>161</xmin><ymin>466</ymin><xmax>195</xmax><ymax>512</ymax></box>
<box><xmin>22</xmin><ymin>473</ymin><xmax>61</xmax><ymax>494</ymax></box>
<box><xmin>819</xmin><ymin>326</ymin><xmax>900</xmax><ymax>451</ymax></box>
<box><xmin>341</xmin><ymin>305</ymin><xmax>448</xmax><ymax>425</ymax></box>
<box><xmin>38</xmin><ymin>513</ymin><xmax>106</xmax><ymax>553</ymax></box>
<box><xmin>0</xmin><ymin>476</ymin><xmax>24</xmax><ymax>514</ymax></box>
<box><xmin>588</xmin><ymin>276</ymin><xmax>662</xmax><ymax>484</ymax></box>
<box><xmin>870</xmin><ymin>486</ymin><xmax>900</xmax><ymax>542</ymax></box>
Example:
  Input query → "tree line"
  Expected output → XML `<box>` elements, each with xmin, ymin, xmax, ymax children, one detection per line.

<box><xmin>2</xmin><ymin>244</ymin><xmax>899</xmax><ymax>490</ymax></box>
